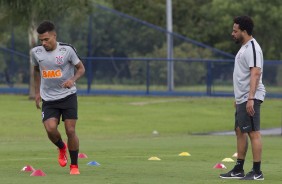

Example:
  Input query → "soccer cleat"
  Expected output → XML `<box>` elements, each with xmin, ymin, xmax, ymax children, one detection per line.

<box><xmin>220</xmin><ymin>169</ymin><xmax>245</xmax><ymax>179</ymax></box>
<box><xmin>58</xmin><ymin>143</ymin><xmax>68</xmax><ymax>167</ymax></box>
<box><xmin>240</xmin><ymin>170</ymin><xmax>264</xmax><ymax>180</ymax></box>
<box><xmin>70</xmin><ymin>164</ymin><xmax>80</xmax><ymax>175</ymax></box>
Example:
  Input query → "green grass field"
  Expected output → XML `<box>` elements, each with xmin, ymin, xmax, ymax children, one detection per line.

<box><xmin>0</xmin><ymin>95</ymin><xmax>281</xmax><ymax>184</ymax></box>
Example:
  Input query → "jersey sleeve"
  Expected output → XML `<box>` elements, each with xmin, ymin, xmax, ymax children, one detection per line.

<box><xmin>245</xmin><ymin>44</ymin><xmax>263</xmax><ymax>68</ymax></box>
<box><xmin>68</xmin><ymin>47</ymin><xmax>80</xmax><ymax>65</ymax></box>
<box><xmin>31</xmin><ymin>49</ymin><xmax>39</xmax><ymax>66</ymax></box>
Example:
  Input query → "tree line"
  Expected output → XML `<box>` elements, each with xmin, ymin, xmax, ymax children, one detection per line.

<box><xmin>0</xmin><ymin>0</ymin><xmax>281</xmax><ymax>96</ymax></box>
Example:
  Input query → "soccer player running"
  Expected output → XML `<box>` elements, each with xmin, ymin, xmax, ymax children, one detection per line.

<box><xmin>31</xmin><ymin>20</ymin><xmax>85</xmax><ymax>175</ymax></box>
<box><xmin>220</xmin><ymin>16</ymin><xmax>266</xmax><ymax>180</ymax></box>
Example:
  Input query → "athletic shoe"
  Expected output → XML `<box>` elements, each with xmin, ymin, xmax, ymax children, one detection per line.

<box><xmin>58</xmin><ymin>143</ymin><xmax>68</xmax><ymax>167</ymax></box>
<box><xmin>70</xmin><ymin>164</ymin><xmax>80</xmax><ymax>175</ymax></box>
<box><xmin>220</xmin><ymin>169</ymin><xmax>245</xmax><ymax>179</ymax></box>
<box><xmin>240</xmin><ymin>170</ymin><xmax>264</xmax><ymax>180</ymax></box>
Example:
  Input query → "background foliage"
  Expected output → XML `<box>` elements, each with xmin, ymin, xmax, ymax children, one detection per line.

<box><xmin>0</xmin><ymin>0</ymin><xmax>281</xmax><ymax>88</ymax></box>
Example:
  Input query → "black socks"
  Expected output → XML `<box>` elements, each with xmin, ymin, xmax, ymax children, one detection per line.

<box><xmin>54</xmin><ymin>139</ymin><xmax>78</xmax><ymax>165</ymax></box>
<box><xmin>69</xmin><ymin>150</ymin><xmax>79</xmax><ymax>165</ymax></box>
<box><xmin>234</xmin><ymin>159</ymin><xmax>262</xmax><ymax>174</ymax></box>
<box><xmin>55</xmin><ymin>138</ymin><xmax>65</xmax><ymax>149</ymax></box>
<box><xmin>253</xmin><ymin>161</ymin><xmax>261</xmax><ymax>174</ymax></box>
<box><xmin>234</xmin><ymin>159</ymin><xmax>245</xmax><ymax>171</ymax></box>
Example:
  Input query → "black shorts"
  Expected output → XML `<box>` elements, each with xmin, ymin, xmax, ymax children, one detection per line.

<box><xmin>42</xmin><ymin>93</ymin><xmax>78</xmax><ymax>123</ymax></box>
<box><xmin>235</xmin><ymin>99</ymin><xmax>262</xmax><ymax>133</ymax></box>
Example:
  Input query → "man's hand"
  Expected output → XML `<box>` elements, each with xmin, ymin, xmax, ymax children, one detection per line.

<box><xmin>35</xmin><ymin>93</ymin><xmax>41</xmax><ymax>109</ymax></box>
<box><xmin>61</xmin><ymin>79</ymin><xmax>75</xmax><ymax>89</ymax></box>
<box><xmin>246</xmin><ymin>100</ymin><xmax>255</xmax><ymax>116</ymax></box>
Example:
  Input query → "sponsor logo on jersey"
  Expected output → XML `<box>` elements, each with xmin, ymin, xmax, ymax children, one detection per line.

<box><xmin>56</xmin><ymin>56</ymin><xmax>64</xmax><ymax>65</ymax></box>
<box><xmin>42</xmin><ymin>69</ymin><xmax>62</xmax><ymax>78</ymax></box>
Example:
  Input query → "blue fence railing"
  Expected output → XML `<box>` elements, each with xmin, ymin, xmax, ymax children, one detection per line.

<box><xmin>0</xmin><ymin>47</ymin><xmax>281</xmax><ymax>98</ymax></box>
<box><xmin>1</xmin><ymin>4</ymin><xmax>282</xmax><ymax>98</ymax></box>
<box><xmin>80</xmin><ymin>57</ymin><xmax>282</xmax><ymax>98</ymax></box>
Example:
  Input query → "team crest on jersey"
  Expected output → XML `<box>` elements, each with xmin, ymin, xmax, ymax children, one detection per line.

<box><xmin>55</xmin><ymin>56</ymin><xmax>64</xmax><ymax>65</ymax></box>
<box><xmin>35</xmin><ymin>48</ymin><xmax>42</xmax><ymax>54</ymax></box>
<box><xmin>59</xmin><ymin>47</ymin><xmax>66</xmax><ymax>54</ymax></box>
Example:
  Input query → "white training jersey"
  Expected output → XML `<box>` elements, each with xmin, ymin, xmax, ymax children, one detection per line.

<box><xmin>31</xmin><ymin>42</ymin><xmax>80</xmax><ymax>101</ymax></box>
<box><xmin>233</xmin><ymin>38</ymin><xmax>266</xmax><ymax>104</ymax></box>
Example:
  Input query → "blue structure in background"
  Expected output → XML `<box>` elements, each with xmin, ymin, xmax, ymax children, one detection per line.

<box><xmin>0</xmin><ymin>4</ymin><xmax>281</xmax><ymax>98</ymax></box>
<box><xmin>1</xmin><ymin>45</ymin><xmax>281</xmax><ymax>98</ymax></box>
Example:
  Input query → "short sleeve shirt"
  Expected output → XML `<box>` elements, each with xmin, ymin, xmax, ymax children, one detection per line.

<box><xmin>31</xmin><ymin>42</ymin><xmax>80</xmax><ymax>101</ymax></box>
<box><xmin>233</xmin><ymin>38</ymin><xmax>266</xmax><ymax>104</ymax></box>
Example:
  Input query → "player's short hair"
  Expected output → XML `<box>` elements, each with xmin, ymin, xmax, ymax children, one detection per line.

<box><xmin>233</xmin><ymin>16</ymin><xmax>254</xmax><ymax>35</ymax></box>
<box><xmin>37</xmin><ymin>20</ymin><xmax>55</xmax><ymax>34</ymax></box>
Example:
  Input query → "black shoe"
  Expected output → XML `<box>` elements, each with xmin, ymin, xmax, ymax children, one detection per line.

<box><xmin>220</xmin><ymin>169</ymin><xmax>245</xmax><ymax>179</ymax></box>
<box><xmin>240</xmin><ymin>170</ymin><xmax>264</xmax><ymax>180</ymax></box>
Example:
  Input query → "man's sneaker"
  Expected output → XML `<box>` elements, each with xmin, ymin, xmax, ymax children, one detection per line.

<box><xmin>240</xmin><ymin>170</ymin><xmax>264</xmax><ymax>180</ymax></box>
<box><xmin>220</xmin><ymin>169</ymin><xmax>245</xmax><ymax>179</ymax></box>
<box><xmin>70</xmin><ymin>164</ymin><xmax>80</xmax><ymax>175</ymax></box>
<box><xmin>58</xmin><ymin>143</ymin><xmax>67</xmax><ymax>167</ymax></box>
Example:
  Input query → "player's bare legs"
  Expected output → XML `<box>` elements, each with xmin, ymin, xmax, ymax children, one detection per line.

<box><xmin>65</xmin><ymin>119</ymin><xmax>80</xmax><ymax>174</ymax></box>
<box><xmin>235</xmin><ymin>127</ymin><xmax>248</xmax><ymax>159</ymax></box>
<box><xmin>220</xmin><ymin>127</ymin><xmax>247</xmax><ymax>179</ymax></box>
<box><xmin>64</xmin><ymin>119</ymin><xmax>79</xmax><ymax>150</ymax></box>
<box><xmin>248</xmin><ymin>131</ymin><xmax>262</xmax><ymax>162</ymax></box>
<box><xmin>43</xmin><ymin>118</ymin><xmax>61</xmax><ymax>143</ymax></box>
<box><xmin>44</xmin><ymin>117</ymin><xmax>68</xmax><ymax>167</ymax></box>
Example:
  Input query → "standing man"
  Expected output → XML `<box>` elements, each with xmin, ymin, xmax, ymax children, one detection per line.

<box><xmin>31</xmin><ymin>20</ymin><xmax>85</xmax><ymax>175</ymax></box>
<box><xmin>220</xmin><ymin>16</ymin><xmax>266</xmax><ymax>180</ymax></box>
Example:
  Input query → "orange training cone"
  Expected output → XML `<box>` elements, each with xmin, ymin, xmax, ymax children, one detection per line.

<box><xmin>30</xmin><ymin>169</ymin><xmax>46</xmax><ymax>176</ymax></box>
<box><xmin>213</xmin><ymin>163</ymin><xmax>227</xmax><ymax>169</ymax></box>
<box><xmin>78</xmin><ymin>153</ymin><xmax>88</xmax><ymax>158</ymax></box>
<box><xmin>21</xmin><ymin>165</ymin><xmax>35</xmax><ymax>172</ymax></box>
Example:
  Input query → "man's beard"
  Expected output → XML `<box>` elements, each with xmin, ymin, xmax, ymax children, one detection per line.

<box><xmin>43</xmin><ymin>46</ymin><xmax>50</xmax><ymax>51</ymax></box>
<box><xmin>235</xmin><ymin>39</ymin><xmax>241</xmax><ymax>44</ymax></box>
<box><xmin>233</xmin><ymin>36</ymin><xmax>243</xmax><ymax>44</ymax></box>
